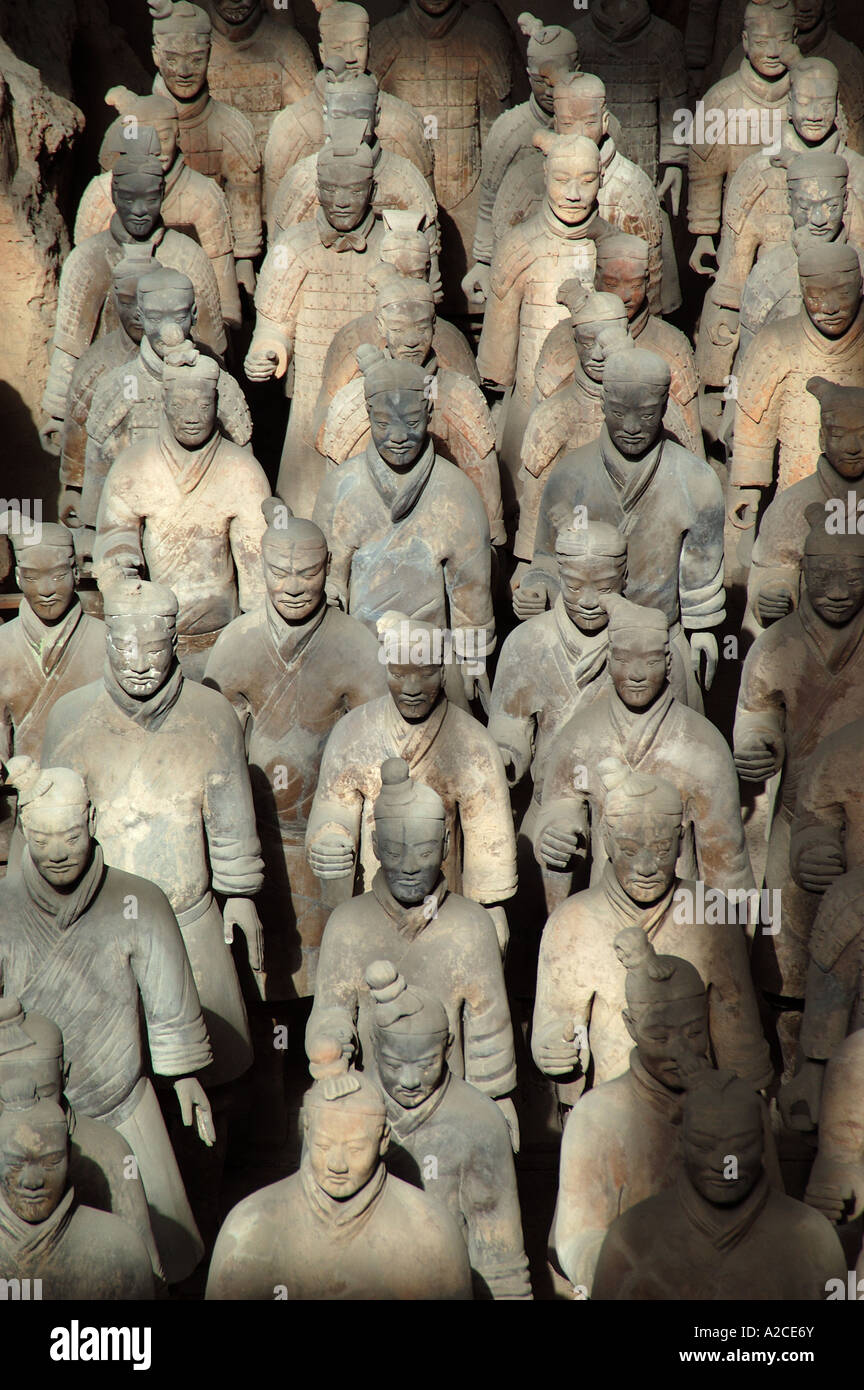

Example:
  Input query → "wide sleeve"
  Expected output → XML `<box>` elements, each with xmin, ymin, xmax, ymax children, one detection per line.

<box><xmin>487</xmin><ymin>630</ymin><xmax>539</xmax><ymax>786</ymax></box>
<box><xmin>304</xmin><ymin>908</ymin><xmax>360</xmax><ymax>1052</ymax></box>
<box><xmin>203</xmin><ymin>701</ymin><xmax>265</xmax><ymax>896</ymax></box>
<box><xmin>251</xmin><ymin>232</ymin><xmax>307</xmax><ymax>357</ymax></box>
<box><xmin>686</xmin><ymin>737</ymin><xmax>755</xmax><ymax>894</ymax></box>
<box><xmin>532</xmin><ymin>902</ymin><xmax>593</xmax><ymax>1075</ymax></box>
<box><xmin>552</xmin><ymin>1100</ymin><xmax>622</xmax><ymax>1294</ymax></box>
<box><xmin>476</xmin><ymin>242</ymin><xmax>524</xmax><ymax>390</ymax></box>
<box><xmin>131</xmin><ymin>885</ymin><xmax>213</xmax><ymax>1077</ymax></box>
<box><xmin>460</xmin><ymin>1101</ymin><xmax>531</xmax><ymax>1299</ymax></box>
<box><xmin>219</xmin><ymin>111</ymin><xmax>263</xmax><ymax>261</ymax></box>
<box><xmin>658</xmin><ymin>26</ymin><xmax>690</xmax><ymax>167</ymax></box>
<box><xmin>228</xmin><ymin>457</ymin><xmax>270</xmax><ymax>614</ymax></box>
<box><xmin>304</xmin><ymin>714</ymin><xmax>367</xmax><ymax>854</ymax></box>
<box><xmin>457</xmin><ymin>727</ymin><xmax>517</xmax><ymax>903</ymax></box>
<box><xmin>733</xmin><ymin>633</ymin><xmax>787</xmax><ymax>758</ymax></box>
<box><xmin>687</xmin><ymin>109</ymin><xmax>731</xmax><ymax>235</ymax></box>
<box><xmin>729</xmin><ymin>331</ymin><xmax>786</xmax><ymax>489</ymax></box>
<box><xmin>443</xmin><ymin>480</ymin><xmax>495</xmax><ymax>660</ymax></box>
<box><xmin>791</xmin><ymin>730</ymin><xmax>849</xmax><ymax>876</ymax></box>
<box><xmin>461</xmin><ymin>908</ymin><xmax>517</xmax><ymax>1093</ymax></box>
<box><xmin>679</xmin><ymin>459</ymin><xmax>726</xmax><ymax>630</ymax></box>
<box><xmin>93</xmin><ymin>458</ymin><xmax>145</xmax><ymax>576</ymax></box>
<box><xmin>704</xmin><ymin>921</ymin><xmax>774</xmax><ymax>1089</ymax></box>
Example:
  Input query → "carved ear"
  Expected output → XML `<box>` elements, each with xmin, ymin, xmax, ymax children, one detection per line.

<box><xmin>533</xmin><ymin>128</ymin><xmax>556</xmax><ymax>155</ymax></box>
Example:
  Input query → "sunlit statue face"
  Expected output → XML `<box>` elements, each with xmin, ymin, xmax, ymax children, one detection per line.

<box><xmin>367</xmin><ymin>388</ymin><xmax>430</xmax><ymax>470</ymax></box>
<box><xmin>802</xmin><ymin>271</ymin><xmax>861</xmax><ymax>338</ymax></box>
<box><xmin>164</xmin><ymin>381</ymin><xmax>217</xmax><ymax>450</ymax></box>
<box><xmin>596</xmin><ymin>256</ymin><xmax>649</xmax><ymax>319</ymax></box>
<box><xmin>138</xmin><ymin>290</ymin><xmax>196</xmax><ymax>357</ymax></box>
<box><xmin>263</xmin><ymin>542</ymin><xmax>327</xmax><ymax>624</ymax></box>
<box><xmin>21</xmin><ymin>803</ymin><xmax>95</xmax><ymax>891</ymax></box>
<box><xmin>742</xmin><ymin>10</ymin><xmax>796</xmax><ymax>80</ymax></box>
<box><xmin>378</xmin><ymin>304</ymin><xmax>435</xmax><ymax>366</ymax></box>
<box><xmin>683</xmin><ymin>1094</ymin><xmax>763</xmax><ymax>1207</ymax></box>
<box><xmin>372</xmin><ymin>816</ymin><xmax>447</xmax><ymax>906</ymax></box>
<box><xmin>375</xmin><ymin>1029</ymin><xmax>449</xmax><ymax>1108</ymax></box>
<box><xmin>545</xmin><ymin>151</ymin><xmax>600</xmax><ymax>226</ymax></box>
<box><xmin>318</xmin><ymin>172</ymin><xmax>373</xmax><ymax>232</ymax></box>
<box><xmin>304</xmin><ymin>1105</ymin><xmax>387</xmax><ymax>1200</ymax></box>
<box><xmin>16</xmin><ymin>546</ymin><xmax>76</xmax><ymax>626</ymax></box>
<box><xmin>154</xmin><ymin>35</ymin><xmax>211</xmax><ymax>101</ymax></box>
<box><xmin>386</xmin><ymin>662</ymin><xmax>444</xmax><ymax>723</ymax></box>
<box><xmin>607</xmin><ymin>630</ymin><xmax>670</xmax><ymax>710</ymax></box>
<box><xmin>789</xmin><ymin>70</ymin><xmax>838</xmax><ymax>144</ymax></box>
<box><xmin>0</xmin><ymin>1115</ymin><xmax>68</xmax><ymax>1224</ymax></box>
<box><xmin>788</xmin><ymin>176</ymin><xmax>846</xmax><ymax>240</ymax></box>
<box><xmin>107</xmin><ymin>616</ymin><xmax>176</xmax><ymax>700</ymax></box>
<box><xmin>604</xmin><ymin>810</ymin><xmax>682</xmax><ymax>905</ymax></box>
<box><xmin>558</xmin><ymin>553</ymin><xmax>625</xmax><ymax>632</ymax></box>
<box><xmin>804</xmin><ymin>553</ymin><xmax>864</xmax><ymax>626</ymax></box>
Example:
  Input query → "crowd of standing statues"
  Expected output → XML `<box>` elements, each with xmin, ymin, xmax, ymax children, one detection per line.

<box><xmin>2</xmin><ymin>0</ymin><xmax>864</xmax><ymax>1302</ymax></box>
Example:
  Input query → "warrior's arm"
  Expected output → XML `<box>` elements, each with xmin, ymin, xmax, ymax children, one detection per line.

<box><xmin>461</xmin><ymin>1109</ymin><xmax>531</xmax><ymax>1300</ymax></box>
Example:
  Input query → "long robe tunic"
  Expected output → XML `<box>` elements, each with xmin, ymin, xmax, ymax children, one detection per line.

<box><xmin>94</xmin><ymin>425</ymin><xmax>269</xmax><ymax>678</ymax></box>
<box><xmin>59</xmin><ymin>326</ymin><xmax>138</xmax><ymax>496</ymax></box>
<box><xmin>592</xmin><ymin>1173</ymin><xmax>845</xmax><ymax>1300</ymax></box>
<box><xmin>734</xmin><ymin>597</ymin><xmax>864</xmax><ymax>997</ymax></box>
<box><xmin>206</xmin><ymin>1159</ymin><xmax>472</xmax><ymax>1301</ymax></box>
<box><xmin>42</xmin><ymin>670</ymin><xmax>263</xmax><ymax>1086</ymax></box>
<box><xmin>385</xmin><ymin>1070</ymin><xmax>531</xmax><ymax>1300</ymax></box>
<box><xmin>312</xmin><ymin>440</ymin><xmax>495</xmax><ymax>658</ymax></box>
<box><xmin>306</xmin><ymin>693</ymin><xmax>517</xmax><ymax>907</ymax></box>
<box><xmin>799</xmin><ymin>867</ymin><xmax>864</xmax><ymax>1061</ymax></box>
<box><xmin>792</xmin><ymin>714</ymin><xmax>864</xmax><ymax>902</ymax></box>
<box><xmin>307</xmin><ymin>870</ymin><xmax>516</xmax><ymax>1098</ymax></box>
<box><xmin>205</xmin><ymin>9</ymin><xmax>317</xmax><ymax>155</ymax></box>
<box><xmin>0</xmin><ymin>1188</ymin><xmax>154</xmax><ymax>1300</ymax></box>
<box><xmin>536</xmin><ymin>685</ymin><xmax>755</xmax><ymax>901</ymax></box>
<box><xmin>66</xmin><ymin>1107</ymin><xmax>161</xmax><ymax>1281</ymax></box>
<box><xmin>0</xmin><ymin>852</ymin><xmax>212</xmax><ymax>1284</ymax></box>
<box><xmin>203</xmin><ymin>601</ymin><xmax>387</xmax><ymax>999</ymax></box>
<box><xmin>532</xmin><ymin>869</ymin><xmax>772</xmax><ymax>1094</ymax></box>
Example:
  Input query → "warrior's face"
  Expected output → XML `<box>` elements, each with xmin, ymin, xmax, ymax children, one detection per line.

<box><xmin>21</xmin><ymin>804</ymin><xmax>94</xmax><ymax>890</ymax></box>
<box><xmin>683</xmin><ymin>1097</ymin><xmax>763</xmax><ymax>1207</ymax></box>
<box><xmin>16</xmin><ymin>547</ymin><xmax>76</xmax><ymax>626</ymax></box>
<box><xmin>573</xmin><ymin>319</ymin><xmax>628</xmax><ymax>383</ymax></box>
<box><xmin>152</xmin><ymin>116</ymin><xmax>180</xmax><ymax>173</ymax></box>
<box><xmin>545</xmin><ymin>151</ymin><xmax>600</xmax><ymax>226</ymax></box>
<box><xmin>262</xmin><ymin>541</ymin><xmax>327</xmax><ymax>623</ymax></box>
<box><xmin>153</xmin><ymin>36</ymin><xmax>211</xmax><ymax>101</ymax></box>
<box><xmin>554</xmin><ymin>94</ymin><xmax>607</xmax><ymax>147</ymax></box>
<box><xmin>107</xmin><ymin>616</ymin><xmax>176</xmax><ymax>700</ymax></box>
<box><xmin>317</xmin><ymin>172</ymin><xmax>372</xmax><ymax>232</ymax></box>
<box><xmin>608</xmin><ymin>630</ymin><xmax>670</xmax><ymax>710</ymax></box>
<box><xmin>604</xmin><ymin>380</ymin><xmax>666</xmax><ymax>456</ymax></box>
<box><xmin>804</xmin><ymin>553</ymin><xmax>864</xmax><ymax>625</ymax></box>
<box><xmin>112</xmin><ymin>172</ymin><xmax>164</xmax><ymax>240</ymax></box>
<box><xmin>558</xmin><ymin>553</ymin><xmax>624</xmax><ymax>632</ymax></box>
<box><xmin>114</xmin><ymin>284</ymin><xmax>145</xmax><ymax>344</ymax></box>
<box><xmin>794</xmin><ymin>0</ymin><xmax>824</xmax><ymax>32</ymax></box>
<box><xmin>386</xmin><ymin>661</ymin><xmax>444</xmax><ymax>722</ymax></box>
<box><xmin>305</xmin><ymin>1106</ymin><xmax>385</xmax><ymax>1200</ymax></box>
<box><xmin>819</xmin><ymin>402</ymin><xmax>864</xmax><ymax>478</ymax></box>
<box><xmin>324</xmin><ymin>91</ymin><xmax>377</xmax><ymax>145</ymax></box>
<box><xmin>319</xmin><ymin>24</ymin><xmax>368</xmax><ymax>76</ymax></box>
<box><xmin>416</xmin><ymin>0</ymin><xmax>456</xmax><ymax>15</ymax></box>
<box><xmin>789</xmin><ymin>70</ymin><xmax>837</xmax><ymax>144</ymax></box>
<box><xmin>373</xmin><ymin>816</ymin><xmax>446</xmax><ymax>906</ymax></box>
<box><xmin>742</xmin><ymin>11</ymin><xmax>797</xmax><ymax>80</ymax></box>
<box><xmin>378</xmin><ymin>304</ymin><xmax>435</xmax><ymax>366</ymax></box>
<box><xmin>138</xmin><ymin>289</ymin><xmax>197</xmax><ymax>356</ymax></box>
<box><xmin>528</xmin><ymin>56</ymin><xmax>575</xmax><ymax>116</ymax></box>
<box><xmin>802</xmin><ymin>270</ymin><xmax>861</xmax><ymax>338</ymax></box>
<box><xmin>367</xmin><ymin>388</ymin><xmax>430</xmax><ymax>470</ymax></box>
<box><xmin>164</xmin><ymin>381</ymin><xmax>218</xmax><ymax>450</ymax></box>
<box><xmin>789</xmin><ymin>176</ymin><xmax>846</xmax><ymax>239</ymax></box>
<box><xmin>214</xmin><ymin>0</ymin><xmax>259</xmax><ymax>25</ymax></box>
<box><xmin>375</xmin><ymin>1028</ymin><xmax>449</xmax><ymax>1109</ymax></box>
<box><xmin>596</xmin><ymin>256</ymin><xmax>648</xmax><ymax>319</ymax></box>
<box><xmin>0</xmin><ymin>1117</ymin><xmax>68</xmax><ymax>1224</ymax></box>
<box><xmin>625</xmin><ymin>996</ymin><xmax>709</xmax><ymax>1091</ymax></box>
<box><xmin>604</xmin><ymin>810</ymin><xmax>682</xmax><ymax>904</ymax></box>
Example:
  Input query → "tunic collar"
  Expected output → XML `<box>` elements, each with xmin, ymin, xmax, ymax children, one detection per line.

<box><xmin>629</xmin><ymin>302</ymin><xmax>650</xmax><ymax>339</ymax></box>
<box><xmin>316</xmin><ymin>206</ymin><xmax>375</xmax><ymax>253</ymax></box>
<box><xmin>21</xmin><ymin>844</ymin><xmax>106</xmax><ymax>936</ymax></box>
<box><xmin>109</xmin><ymin>215</ymin><xmax>165</xmax><ymax>252</ymax></box>
<box><xmin>154</xmin><ymin>75</ymin><xmax>211</xmax><ymax>125</ymax></box>
<box><xmin>599</xmin><ymin>425</ymin><xmax>665</xmax><ymax>514</ymax></box>
<box><xmin>103</xmin><ymin>659</ymin><xmax>185</xmax><ymax>733</ymax></box>
<box><xmin>158</xmin><ymin>413</ymin><xmax>221</xmax><ymax>494</ymax></box>
<box><xmin>139</xmin><ymin>335</ymin><xmax>166</xmax><ymax>381</ymax></box>
<box><xmin>628</xmin><ymin>1048</ymin><xmax>686</xmax><ymax>1124</ymax></box>
<box><xmin>386</xmin><ymin>1069</ymin><xmax>451</xmax><ymax>1138</ymax></box>
<box><xmin>19</xmin><ymin>597</ymin><xmax>83</xmax><ymax>678</ymax></box>
<box><xmin>601</xmin><ymin>860</ymin><xmax>677</xmax><ymax>938</ymax></box>
<box><xmin>676</xmin><ymin>1169</ymin><xmax>770</xmax><ymax>1252</ymax></box>
<box><xmin>364</xmin><ymin>437</ymin><xmax>436</xmax><ymax>522</ymax></box>
<box><xmin>797</xmin><ymin>590</ymin><xmax>864</xmax><ymax>674</ymax></box>
<box><xmin>408</xmin><ymin>0</ymin><xmax>463</xmax><ymax>40</ymax></box>
<box><xmin>163</xmin><ymin>151</ymin><xmax>188</xmax><ymax>199</ymax></box>
<box><xmin>551</xmin><ymin>593</ymin><xmax>609</xmax><ymax>677</ymax></box>
<box><xmin>606</xmin><ymin>680</ymin><xmax>676</xmax><ymax>767</ymax></box>
<box><xmin>372</xmin><ymin>868</ymin><xmax>449</xmax><ymax>942</ymax></box>
<box><xmin>527</xmin><ymin>93</ymin><xmax>553</xmax><ymax>130</ymax></box>
<box><xmin>300</xmin><ymin>1155</ymin><xmax>387</xmax><ymax>1231</ymax></box>
<box><xmin>736</xmin><ymin>59</ymin><xmax>792</xmax><ymax>107</ymax></box>
<box><xmin>801</xmin><ymin>299</ymin><xmax>864</xmax><ymax>355</ymax></box>
<box><xmin>773</xmin><ymin>121</ymin><xmax>842</xmax><ymax>166</ymax></box>
<box><xmin>542</xmin><ymin>202</ymin><xmax>600</xmax><ymax>242</ymax></box>
<box><xmin>265</xmin><ymin>594</ymin><xmax>327</xmax><ymax>667</ymax></box>
<box><xmin>0</xmin><ymin>1185</ymin><xmax>77</xmax><ymax>1272</ymax></box>
<box><xmin>817</xmin><ymin>452</ymin><xmax>864</xmax><ymax>501</ymax></box>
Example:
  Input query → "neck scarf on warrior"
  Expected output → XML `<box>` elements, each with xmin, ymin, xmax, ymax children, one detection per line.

<box><xmin>552</xmin><ymin>593</ymin><xmax>610</xmax><ymax>684</ymax></box>
<box><xmin>628</xmin><ymin>1047</ymin><xmax>686</xmax><ymax>1125</ymax></box>
<box><xmin>109</xmin><ymin>214</ymin><xmax>165</xmax><ymax>252</ymax></box>
<box><xmin>139</xmin><ymin>335</ymin><xmax>167</xmax><ymax>382</ymax></box>
<box><xmin>802</xmin><ymin>298</ymin><xmax>864</xmax><ymax>355</ymax></box>
<box><xmin>19</xmin><ymin>597</ymin><xmax>83</xmax><ymax>678</ymax></box>
<box><xmin>316</xmin><ymin>205</ymin><xmax>375</xmax><ymax>254</ymax></box>
<box><xmin>103</xmin><ymin>657</ymin><xmax>184</xmax><ymax>733</ymax></box>
<box><xmin>154</xmin><ymin>74</ymin><xmax>210</xmax><ymax>122</ymax></box>
<box><xmin>527</xmin><ymin>92</ymin><xmax>553</xmax><ymax>130</ymax></box>
<box><xmin>607</xmin><ymin>680</ymin><xmax>675</xmax><ymax>767</ymax></box>
<box><xmin>738</xmin><ymin>59</ymin><xmax>792</xmax><ymax>107</ymax></box>
<box><xmin>601</xmin><ymin>859</ymin><xmax>677</xmax><ymax>940</ymax></box>
<box><xmin>797</xmin><ymin>588</ymin><xmax>864</xmax><ymax>674</ymax></box>
<box><xmin>158</xmin><ymin>412</ymin><xmax>221</xmax><ymax>494</ymax></box>
<box><xmin>676</xmin><ymin>1168</ymin><xmax>770</xmax><ymax>1253</ymax></box>
<box><xmin>0</xmin><ymin>1185</ymin><xmax>76</xmax><ymax>1274</ymax></box>
<box><xmin>543</xmin><ymin>201</ymin><xmax>600</xmax><ymax>242</ymax></box>
<box><xmin>599</xmin><ymin>425</ymin><xmax>665</xmax><ymax>521</ymax></box>
<box><xmin>773</xmin><ymin>120</ymin><xmax>843</xmax><ymax>167</ymax></box>
<box><xmin>386</xmin><ymin>1066</ymin><xmax>451</xmax><ymax>1139</ymax></box>
<box><xmin>385</xmin><ymin>687</ymin><xmax>448</xmax><ymax>767</ymax></box>
<box><xmin>796</xmin><ymin>13</ymin><xmax>829</xmax><ymax>54</ymax></box>
<box><xmin>817</xmin><ymin>452</ymin><xmax>864</xmax><ymax>505</ymax></box>
<box><xmin>266</xmin><ymin>592</ymin><xmax>327</xmax><ymax>667</ymax></box>
<box><xmin>365</xmin><ymin>436</ymin><xmax>436</xmax><ymax>522</ymax></box>
<box><xmin>21</xmin><ymin>843</ymin><xmax>105</xmax><ymax>938</ymax></box>
<box><xmin>591</xmin><ymin>0</ymin><xmax>650</xmax><ymax>44</ymax></box>
<box><xmin>372</xmin><ymin>867</ymin><xmax>449</xmax><ymax>942</ymax></box>
<box><xmin>409</xmin><ymin>0</ymin><xmax>462</xmax><ymax>41</ymax></box>
<box><xmin>300</xmin><ymin>1153</ymin><xmax>387</xmax><ymax>1232</ymax></box>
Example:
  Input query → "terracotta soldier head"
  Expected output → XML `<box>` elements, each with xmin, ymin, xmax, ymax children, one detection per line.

<box><xmin>379</xmin><ymin>211</ymin><xmax>431</xmax><ymax>282</ymax></box>
<box><xmin>800</xmin><ymin>499</ymin><xmax>864</xmax><ymax>626</ymax></box>
<box><xmin>0</xmin><ymin>1090</ymin><xmax>70</xmax><ymax>1225</ymax></box>
<box><xmin>210</xmin><ymin>0</ymin><xmax>262</xmax><ymax>33</ymax></box>
<box><xmin>302</xmin><ymin>1040</ymin><xmax>389</xmax><ymax>1199</ymax></box>
<box><xmin>316</xmin><ymin>128</ymin><xmax>375</xmax><ymax>234</ymax></box>
<box><xmin>314</xmin><ymin>0</ymin><xmax>369</xmax><ymax>76</ymax></box>
<box><xmin>534</xmin><ymin>130</ymin><xmax>601</xmax><ymax>229</ymax></box>
<box><xmin>370</xmin><ymin>757</ymin><xmax>449</xmax><ymax>907</ymax></box>
<box><xmin>0</xmin><ymin>1001</ymin><xmax>66</xmax><ymax>1108</ymax></box>
<box><xmin>798</xmin><ymin>239</ymin><xmax>862</xmax><ymax>339</ymax></box>
<box><xmin>557</xmin><ymin>281</ymin><xmax>631</xmax><ymax>382</ymax></box>
<box><xmin>136</xmin><ymin>267</ymin><xmax>197</xmax><ymax>357</ymax></box>
<box><xmin>161</xmin><ymin>344</ymin><xmax>220</xmax><ymax>452</ymax></box>
<box><xmin>97</xmin><ymin>114</ymin><xmax>163</xmax><ymax>176</ymax></box>
<box><xmin>681</xmin><ymin>1069</ymin><xmax>764</xmax><ymax>1207</ymax></box>
<box><xmin>102</xmin><ymin>577</ymin><xmax>180</xmax><ymax>702</ymax></box>
<box><xmin>322</xmin><ymin>62</ymin><xmax>380</xmax><ymax>148</ymax></box>
<box><xmin>11</xmin><ymin>523</ymin><xmax>78</xmax><ymax>629</ymax></box>
<box><xmin>594</xmin><ymin>231</ymin><xmax>651</xmax><ymax>322</ymax></box>
<box><xmin>377</xmin><ymin>613</ymin><xmax>446</xmax><ymax>723</ymax></box>
<box><xmin>358</xmin><ymin>346</ymin><xmax>432</xmax><ymax>471</ymax></box>
<box><xmin>111</xmin><ymin>258</ymin><xmax>149</xmax><ymax>345</ymax></box>
<box><xmin>370</xmin><ymin>271</ymin><xmax>436</xmax><ymax>368</ymax></box>
<box><xmin>808</xmin><ymin>376</ymin><xmax>864</xmax><ymax>481</ymax></box>
<box><xmin>787</xmin><ymin>56</ymin><xmax>841</xmax><ymax>146</ymax></box>
<box><xmin>786</xmin><ymin>151</ymin><xmax>848</xmax><ymax>244</ymax></box>
<box><xmin>555</xmin><ymin>520</ymin><xmax>628</xmax><ymax>634</ymax></box>
<box><xmin>599</xmin><ymin>759</ymin><xmax>684</xmax><ymax>906</ymax></box>
<box><xmin>552</xmin><ymin>72</ymin><xmax>610</xmax><ymax>147</ymax></box>
<box><xmin>111</xmin><ymin>150</ymin><xmax>166</xmax><ymax>242</ymax></box>
<box><xmin>615</xmin><ymin>930</ymin><xmax>710</xmax><ymax>1090</ymax></box>
<box><xmin>149</xmin><ymin>0</ymin><xmax>212</xmax><ymax>105</ymax></box>
<box><xmin>741</xmin><ymin>0</ymin><xmax>799</xmax><ymax>83</ymax></box>
<box><xmin>6</xmin><ymin>758</ymin><xmax>96</xmax><ymax>890</ymax></box>
<box><xmin>103</xmin><ymin>88</ymin><xmax>180</xmax><ymax>175</ymax></box>
<box><xmin>603</xmin><ymin>347</ymin><xmax>670</xmax><ymax>456</ymax></box>
<box><xmin>415</xmin><ymin>0</ymin><xmax>458</xmax><ymax>16</ymax></box>
<box><xmin>260</xmin><ymin>498</ymin><xmax>329</xmax><ymax>626</ymax></box>
<box><xmin>517</xmin><ymin>12</ymin><xmax>580</xmax><ymax>116</ymax></box>
<box><xmin>366</xmin><ymin>960</ymin><xmax>452</xmax><ymax>1109</ymax></box>
<box><xmin>602</xmin><ymin>595</ymin><xmax>672</xmax><ymax>711</ymax></box>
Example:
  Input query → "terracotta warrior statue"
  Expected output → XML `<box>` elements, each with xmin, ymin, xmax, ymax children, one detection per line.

<box><xmin>206</xmin><ymin>1046</ymin><xmax>472</xmax><ymax>1300</ymax></box>
<box><xmin>804</xmin><ymin>1027</ymin><xmax>864</xmax><ymax>1236</ymax></box>
<box><xmin>94</xmin><ymin>343</ymin><xmax>269</xmax><ymax>679</ymax></box>
<box><xmin>790</xmin><ymin>711</ymin><xmax>864</xmax><ymax>902</ymax></box>
<box><xmin>312</xmin><ymin>348</ymin><xmax>496</xmax><ymax>653</ymax></box>
<box><xmin>202</xmin><ymin>0</ymin><xmax>317</xmax><ymax>154</ymax></box>
<box><xmin>735</xmin><ymin>504</ymin><xmax>864</xmax><ymax>1070</ymax></box>
<box><xmin>748</xmin><ymin>377</ymin><xmax>864</xmax><ymax>626</ymax></box>
<box><xmin>42</xmin><ymin>578</ymin><xmax>263</xmax><ymax>1095</ymax></box>
<box><xmin>591</xmin><ymin>1068</ymin><xmax>845</xmax><ymax>1300</ymax></box>
<box><xmin>370</xmin><ymin>0</ymin><xmax>517</xmax><ymax>309</ymax></box>
<box><xmin>149</xmin><ymin>0</ymin><xmax>261</xmax><ymax>293</ymax></box>
<box><xmin>203</xmin><ymin>502</ymin><xmax>387</xmax><ymax>1000</ymax></box>
<box><xmin>40</xmin><ymin>149</ymin><xmax>225</xmax><ymax>453</ymax></box>
<box><xmin>74</xmin><ymin>89</ymin><xmax>241</xmax><ymax>330</ymax></box>
<box><xmin>729</xmin><ymin>240</ymin><xmax>864</xmax><ymax>542</ymax></box>
<box><xmin>318</xmin><ymin>275</ymin><xmax>505</xmax><ymax>545</ymax></box>
<box><xmin>551</xmin><ymin>939</ymin><xmax>712</xmax><ymax>1295</ymax></box>
<box><xmin>476</xmin><ymin>130</ymin><xmax>614</xmax><ymax>500</ymax></box>
<box><xmin>263</xmin><ymin>0</ymin><xmax>432</xmax><ymax>219</ymax></box>
<box><xmin>305</xmin><ymin>616</ymin><xmax>517</xmax><ymax>952</ymax></box>
<box><xmin>685</xmin><ymin>0</ymin><xmax>750</xmax><ymax>91</ymax></box>
<box><xmin>465</xmin><ymin>10</ymin><xmax>580</xmax><ymax>301</ymax></box>
<box><xmin>0</xmin><ymin>1091</ymin><xmax>154</xmax><ymax>1300</ymax></box>
<box><xmin>532</xmin><ymin>762</ymin><xmax>770</xmax><ymax>1094</ymax></box>
<box><xmin>246</xmin><ymin>129</ymin><xmax>385</xmax><ymax>517</ymax></box>
<box><xmin>533</xmin><ymin>600</ymin><xmax>755</xmax><ymax>904</ymax></box>
<box><xmin>307</xmin><ymin>759</ymin><xmax>518</xmax><ymax>1144</ymax></box>
<box><xmin>81</xmin><ymin>268</ymin><xmax>252</xmax><ymax>551</ymax></box>
<box><xmin>0</xmin><ymin>998</ymin><xmax>160</xmax><ymax>1282</ymax></box>
<box><xmin>520</xmin><ymin>348</ymin><xmax>725</xmax><ymax>708</ymax></box>
<box><xmin>688</xmin><ymin>0</ymin><xmax>800</xmax><ymax>277</ymax></box>
<box><xmin>367</xmin><ymin>961</ymin><xmax>531</xmax><ymax>1299</ymax></box>
<box><xmin>0</xmin><ymin>758</ymin><xmax>213</xmax><ymax>1285</ymax></box>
